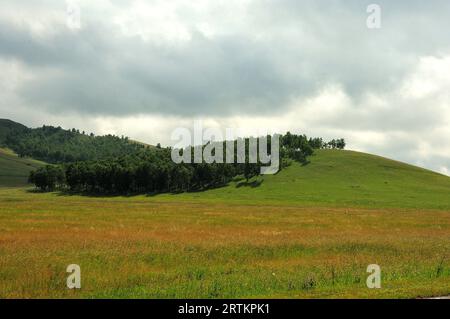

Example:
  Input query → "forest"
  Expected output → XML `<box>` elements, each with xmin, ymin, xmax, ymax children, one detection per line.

<box><xmin>3</xmin><ymin>124</ymin><xmax>144</xmax><ymax>163</ymax></box>
<box><xmin>27</xmin><ymin>130</ymin><xmax>345</xmax><ymax>194</ymax></box>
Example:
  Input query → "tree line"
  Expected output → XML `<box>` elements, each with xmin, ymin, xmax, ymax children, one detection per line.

<box><xmin>4</xmin><ymin>125</ymin><xmax>145</xmax><ymax>163</ymax></box>
<box><xmin>29</xmin><ymin>132</ymin><xmax>345</xmax><ymax>194</ymax></box>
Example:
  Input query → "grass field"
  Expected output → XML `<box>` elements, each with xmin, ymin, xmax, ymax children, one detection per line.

<box><xmin>0</xmin><ymin>148</ymin><xmax>45</xmax><ymax>187</ymax></box>
<box><xmin>0</xmin><ymin>150</ymin><xmax>449</xmax><ymax>298</ymax></box>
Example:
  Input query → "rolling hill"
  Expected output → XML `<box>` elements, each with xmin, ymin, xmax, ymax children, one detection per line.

<box><xmin>157</xmin><ymin>149</ymin><xmax>450</xmax><ymax>210</ymax></box>
<box><xmin>0</xmin><ymin>118</ymin><xmax>449</xmax><ymax>209</ymax></box>
<box><xmin>0</xmin><ymin>119</ymin><xmax>145</xmax><ymax>164</ymax></box>
<box><xmin>0</xmin><ymin>119</ymin><xmax>27</xmax><ymax>146</ymax></box>
<box><xmin>0</xmin><ymin>137</ymin><xmax>449</xmax><ymax>299</ymax></box>
<box><xmin>0</xmin><ymin>148</ymin><xmax>45</xmax><ymax>187</ymax></box>
<box><xmin>1</xmin><ymin>148</ymin><xmax>449</xmax><ymax>298</ymax></box>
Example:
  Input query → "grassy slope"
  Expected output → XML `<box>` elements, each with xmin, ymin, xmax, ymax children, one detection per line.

<box><xmin>0</xmin><ymin>148</ymin><xmax>46</xmax><ymax>187</ymax></box>
<box><xmin>154</xmin><ymin>149</ymin><xmax>450</xmax><ymax>210</ymax></box>
<box><xmin>0</xmin><ymin>149</ymin><xmax>449</xmax><ymax>298</ymax></box>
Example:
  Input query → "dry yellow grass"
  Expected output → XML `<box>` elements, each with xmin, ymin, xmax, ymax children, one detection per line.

<box><xmin>0</xmin><ymin>188</ymin><xmax>449</xmax><ymax>298</ymax></box>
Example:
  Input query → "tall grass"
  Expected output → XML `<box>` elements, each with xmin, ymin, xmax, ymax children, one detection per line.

<box><xmin>0</xmin><ymin>187</ymin><xmax>448</xmax><ymax>298</ymax></box>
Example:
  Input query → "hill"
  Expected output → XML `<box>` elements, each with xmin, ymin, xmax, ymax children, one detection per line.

<box><xmin>1</xmin><ymin>148</ymin><xmax>449</xmax><ymax>299</ymax></box>
<box><xmin>160</xmin><ymin>149</ymin><xmax>450</xmax><ymax>210</ymax></box>
<box><xmin>0</xmin><ymin>148</ymin><xmax>45</xmax><ymax>187</ymax></box>
<box><xmin>1</xmin><ymin>149</ymin><xmax>449</xmax><ymax>298</ymax></box>
<box><xmin>0</xmin><ymin>119</ymin><xmax>27</xmax><ymax>146</ymax></box>
<box><xmin>2</xmin><ymin>118</ymin><xmax>449</xmax><ymax>210</ymax></box>
<box><xmin>0</xmin><ymin>119</ymin><xmax>145</xmax><ymax>163</ymax></box>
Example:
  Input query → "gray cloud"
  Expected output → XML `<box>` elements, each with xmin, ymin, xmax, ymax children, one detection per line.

<box><xmin>0</xmin><ymin>0</ymin><xmax>448</xmax><ymax>117</ymax></box>
<box><xmin>0</xmin><ymin>0</ymin><xmax>449</xmax><ymax>174</ymax></box>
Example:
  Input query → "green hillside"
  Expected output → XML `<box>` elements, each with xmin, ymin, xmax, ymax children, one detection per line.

<box><xmin>0</xmin><ymin>119</ymin><xmax>27</xmax><ymax>146</ymax></box>
<box><xmin>0</xmin><ymin>119</ymin><xmax>145</xmax><ymax>164</ymax></box>
<box><xmin>159</xmin><ymin>149</ymin><xmax>450</xmax><ymax>210</ymax></box>
<box><xmin>1</xmin><ymin>149</ymin><xmax>449</xmax><ymax>299</ymax></box>
<box><xmin>0</xmin><ymin>148</ymin><xmax>45</xmax><ymax>187</ymax></box>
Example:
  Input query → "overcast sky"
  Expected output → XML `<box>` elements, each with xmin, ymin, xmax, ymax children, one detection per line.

<box><xmin>1</xmin><ymin>0</ymin><xmax>450</xmax><ymax>175</ymax></box>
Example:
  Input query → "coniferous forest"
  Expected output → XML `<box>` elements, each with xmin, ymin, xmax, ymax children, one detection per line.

<box><xmin>22</xmin><ymin>126</ymin><xmax>345</xmax><ymax>194</ymax></box>
<box><xmin>3</xmin><ymin>124</ymin><xmax>144</xmax><ymax>163</ymax></box>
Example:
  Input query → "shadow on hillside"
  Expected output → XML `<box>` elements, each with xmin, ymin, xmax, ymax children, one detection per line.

<box><xmin>27</xmin><ymin>174</ymin><xmax>263</xmax><ymax>198</ymax></box>
<box><xmin>52</xmin><ymin>190</ymin><xmax>141</xmax><ymax>198</ymax></box>
<box><xmin>301</xmin><ymin>160</ymin><xmax>311</xmax><ymax>166</ymax></box>
<box><xmin>236</xmin><ymin>179</ymin><xmax>263</xmax><ymax>188</ymax></box>
<box><xmin>26</xmin><ymin>188</ymin><xmax>47</xmax><ymax>194</ymax></box>
<box><xmin>44</xmin><ymin>182</ymin><xmax>235</xmax><ymax>198</ymax></box>
<box><xmin>147</xmin><ymin>181</ymin><xmax>234</xmax><ymax>197</ymax></box>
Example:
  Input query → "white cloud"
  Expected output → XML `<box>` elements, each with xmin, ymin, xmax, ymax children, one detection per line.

<box><xmin>112</xmin><ymin>1</ymin><xmax>192</xmax><ymax>44</ymax></box>
<box><xmin>0</xmin><ymin>1</ymin><xmax>450</xmax><ymax>176</ymax></box>
<box><xmin>402</xmin><ymin>55</ymin><xmax>450</xmax><ymax>99</ymax></box>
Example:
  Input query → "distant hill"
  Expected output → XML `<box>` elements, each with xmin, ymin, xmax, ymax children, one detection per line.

<box><xmin>0</xmin><ymin>119</ymin><xmax>145</xmax><ymax>164</ymax></box>
<box><xmin>0</xmin><ymin>148</ymin><xmax>45</xmax><ymax>187</ymax></box>
<box><xmin>3</xmin><ymin>119</ymin><xmax>450</xmax><ymax>210</ymax></box>
<box><xmin>168</xmin><ymin>149</ymin><xmax>450</xmax><ymax>210</ymax></box>
<box><xmin>0</xmin><ymin>119</ymin><xmax>27</xmax><ymax>146</ymax></box>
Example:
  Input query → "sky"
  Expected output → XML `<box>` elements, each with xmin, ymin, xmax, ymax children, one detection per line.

<box><xmin>0</xmin><ymin>0</ymin><xmax>449</xmax><ymax>175</ymax></box>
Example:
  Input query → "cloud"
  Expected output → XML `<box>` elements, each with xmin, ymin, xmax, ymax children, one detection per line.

<box><xmin>0</xmin><ymin>0</ymin><xmax>449</xmax><ymax>175</ymax></box>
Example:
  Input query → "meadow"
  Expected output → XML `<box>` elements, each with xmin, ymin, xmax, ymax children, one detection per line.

<box><xmin>0</xmin><ymin>150</ymin><xmax>449</xmax><ymax>298</ymax></box>
<box><xmin>0</xmin><ymin>148</ymin><xmax>44</xmax><ymax>187</ymax></box>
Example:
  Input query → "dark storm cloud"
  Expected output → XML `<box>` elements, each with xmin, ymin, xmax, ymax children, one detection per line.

<box><xmin>1</xmin><ymin>22</ymin><xmax>298</xmax><ymax>116</ymax></box>
<box><xmin>1</xmin><ymin>0</ymin><xmax>449</xmax><ymax>118</ymax></box>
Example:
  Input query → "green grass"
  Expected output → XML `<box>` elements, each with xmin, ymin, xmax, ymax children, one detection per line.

<box><xmin>0</xmin><ymin>148</ymin><xmax>45</xmax><ymax>187</ymax></box>
<box><xmin>0</xmin><ymin>149</ymin><xmax>449</xmax><ymax>298</ymax></box>
<box><xmin>0</xmin><ymin>188</ymin><xmax>448</xmax><ymax>298</ymax></box>
<box><xmin>153</xmin><ymin>149</ymin><xmax>450</xmax><ymax>210</ymax></box>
